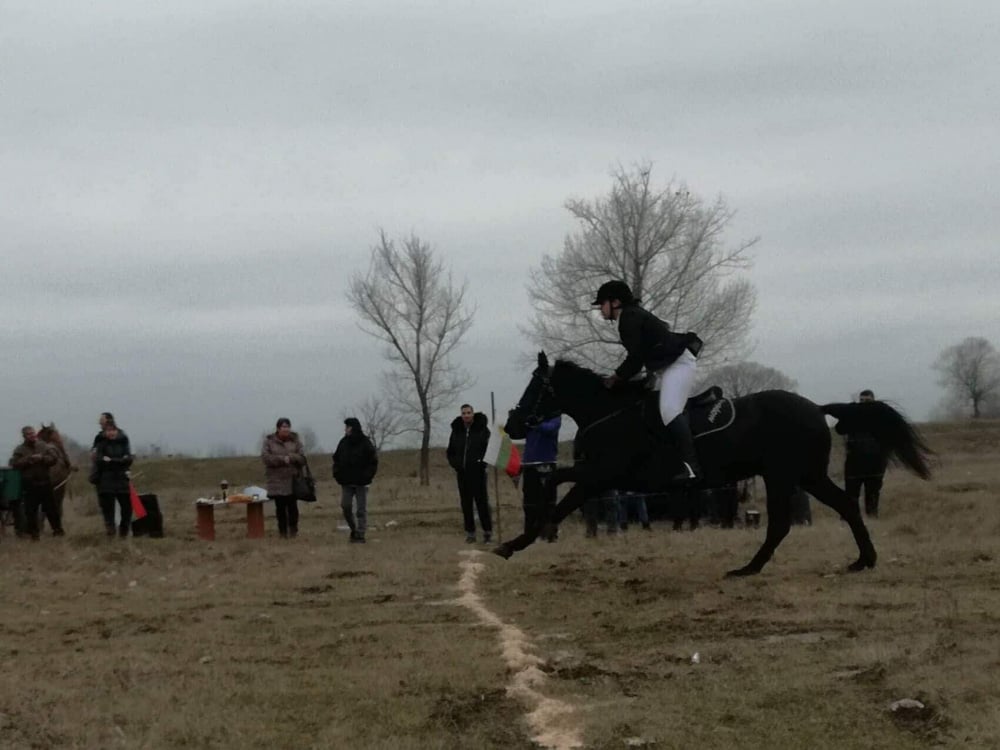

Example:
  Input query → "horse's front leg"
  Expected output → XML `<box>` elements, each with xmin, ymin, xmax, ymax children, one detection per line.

<box><xmin>493</xmin><ymin>482</ymin><xmax>594</xmax><ymax>560</ymax></box>
<box><xmin>493</xmin><ymin>458</ymin><xmax>621</xmax><ymax>560</ymax></box>
<box><xmin>538</xmin><ymin>482</ymin><xmax>592</xmax><ymax>540</ymax></box>
<box><xmin>492</xmin><ymin>467</ymin><xmax>558</xmax><ymax>559</ymax></box>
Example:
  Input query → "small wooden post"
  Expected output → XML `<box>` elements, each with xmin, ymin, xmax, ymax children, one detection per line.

<box><xmin>491</xmin><ymin>391</ymin><xmax>502</xmax><ymax>543</ymax></box>
<box><xmin>196</xmin><ymin>504</ymin><xmax>216</xmax><ymax>541</ymax></box>
<box><xmin>246</xmin><ymin>502</ymin><xmax>265</xmax><ymax>539</ymax></box>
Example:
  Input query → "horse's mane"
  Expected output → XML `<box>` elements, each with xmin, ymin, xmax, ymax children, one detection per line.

<box><xmin>552</xmin><ymin>359</ymin><xmax>649</xmax><ymax>403</ymax></box>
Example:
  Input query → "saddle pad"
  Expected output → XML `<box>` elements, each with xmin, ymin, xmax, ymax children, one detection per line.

<box><xmin>690</xmin><ymin>397</ymin><xmax>735</xmax><ymax>438</ymax></box>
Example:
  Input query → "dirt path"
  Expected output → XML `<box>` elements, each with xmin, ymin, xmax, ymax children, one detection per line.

<box><xmin>455</xmin><ymin>550</ymin><xmax>583</xmax><ymax>750</ymax></box>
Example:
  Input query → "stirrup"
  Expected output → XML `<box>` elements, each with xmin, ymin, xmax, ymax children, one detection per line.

<box><xmin>669</xmin><ymin>462</ymin><xmax>700</xmax><ymax>485</ymax></box>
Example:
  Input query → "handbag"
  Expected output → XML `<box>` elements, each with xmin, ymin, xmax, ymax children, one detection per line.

<box><xmin>292</xmin><ymin>457</ymin><xmax>317</xmax><ymax>503</ymax></box>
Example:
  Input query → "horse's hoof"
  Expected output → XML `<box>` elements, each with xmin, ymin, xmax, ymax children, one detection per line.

<box><xmin>491</xmin><ymin>545</ymin><xmax>513</xmax><ymax>560</ymax></box>
<box><xmin>846</xmin><ymin>559</ymin><xmax>875</xmax><ymax>572</ymax></box>
<box><xmin>724</xmin><ymin>566</ymin><xmax>758</xmax><ymax>578</ymax></box>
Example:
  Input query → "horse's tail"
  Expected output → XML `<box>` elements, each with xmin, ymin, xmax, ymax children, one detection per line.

<box><xmin>821</xmin><ymin>402</ymin><xmax>934</xmax><ymax>480</ymax></box>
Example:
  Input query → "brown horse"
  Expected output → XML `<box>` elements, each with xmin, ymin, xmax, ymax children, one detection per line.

<box><xmin>37</xmin><ymin>423</ymin><xmax>77</xmax><ymax>527</ymax></box>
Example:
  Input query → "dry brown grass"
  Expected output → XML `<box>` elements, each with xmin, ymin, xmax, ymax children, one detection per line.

<box><xmin>2</xmin><ymin>424</ymin><xmax>999</xmax><ymax>749</ymax></box>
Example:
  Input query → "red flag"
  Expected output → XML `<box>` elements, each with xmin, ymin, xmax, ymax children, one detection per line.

<box><xmin>129</xmin><ymin>482</ymin><xmax>147</xmax><ymax>519</ymax></box>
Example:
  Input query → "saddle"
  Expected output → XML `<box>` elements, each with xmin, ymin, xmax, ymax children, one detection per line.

<box><xmin>686</xmin><ymin>386</ymin><xmax>735</xmax><ymax>438</ymax></box>
<box><xmin>639</xmin><ymin>385</ymin><xmax>735</xmax><ymax>439</ymax></box>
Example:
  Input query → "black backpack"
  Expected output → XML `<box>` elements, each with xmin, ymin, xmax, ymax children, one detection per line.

<box><xmin>131</xmin><ymin>493</ymin><xmax>165</xmax><ymax>538</ymax></box>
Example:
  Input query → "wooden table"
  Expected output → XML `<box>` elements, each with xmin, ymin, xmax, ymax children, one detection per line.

<box><xmin>195</xmin><ymin>497</ymin><xmax>271</xmax><ymax>541</ymax></box>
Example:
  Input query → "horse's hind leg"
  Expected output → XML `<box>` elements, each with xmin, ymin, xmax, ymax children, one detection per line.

<box><xmin>726</xmin><ymin>474</ymin><xmax>793</xmax><ymax>577</ymax></box>
<box><xmin>802</xmin><ymin>475</ymin><xmax>876</xmax><ymax>571</ymax></box>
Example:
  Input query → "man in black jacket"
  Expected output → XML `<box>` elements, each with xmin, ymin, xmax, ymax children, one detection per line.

<box><xmin>332</xmin><ymin>418</ymin><xmax>379</xmax><ymax>543</ymax></box>
<box><xmin>594</xmin><ymin>280</ymin><xmax>703</xmax><ymax>483</ymax></box>
<box><xmin>843</xmin><ymin>389</ymin><xmax>890</xmax><ymax>518</ymax></box>
<box><xmin>446</xmin><ymin>404</ymin><xmax>493</xmax><ymax>543</ymax></box>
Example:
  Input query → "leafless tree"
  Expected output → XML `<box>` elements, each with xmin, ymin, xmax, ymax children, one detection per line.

<box><xmin>524</xmin><ymin>162</ymin><xmax>758</xmax><ymax>372</ymax></box>
<box><xmin>349</xmin><ymin>230</ymin><xmax>475</xmax><ymax>484</ymax></box>
<box><xmin>297</xmin><ymin>425</ymin><xmax>320</xmax><ymax>454</ymax></box>
<box><xmin>698</xmin><ymin>360</ymin><xmax>798</xmax><ymax>398</ymax></box>
<box><xmin>343</xmin><ymin>390</ymin><xmax>416</xmax><ymax>452</ymax></box>
<box><xmin>932</xmin><ymin>337</ymin><xmax>1000</xmax><ymax>418</ymax></box>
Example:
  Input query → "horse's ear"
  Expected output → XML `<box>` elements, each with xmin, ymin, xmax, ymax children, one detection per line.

<box><xmin>537</xmin><ymin>351</ymin><xmax>548</xmax><ymax>369</ymax></box>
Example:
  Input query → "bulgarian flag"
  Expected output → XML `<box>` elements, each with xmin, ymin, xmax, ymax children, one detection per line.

<box><xmin>484</xmin><ymin>425</ymin><xmax>521</xmax><ymax>478</ymax></box>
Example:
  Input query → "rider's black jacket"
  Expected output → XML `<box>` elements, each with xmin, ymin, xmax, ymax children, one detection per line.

<box><xmin>614</xmin><ymin>303</ymin><xmax>703</xmax><ymax>380</ymax></box>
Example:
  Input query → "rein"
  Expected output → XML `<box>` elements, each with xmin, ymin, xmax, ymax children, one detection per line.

<box><xmin>574</xmin><ymin>399</ymin><xmax>642</xmax><ymax>443</ymax></box>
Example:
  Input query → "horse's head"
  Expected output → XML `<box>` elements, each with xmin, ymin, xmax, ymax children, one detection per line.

<box><xmin>38</xmin><ymin>423</ymin><xmax>61</xmax><ymax>445</ymax></box>
<box><xmin>504</xmin><ymin>351</ymin><xmax>560</xmax><ymax>439</ymax></box>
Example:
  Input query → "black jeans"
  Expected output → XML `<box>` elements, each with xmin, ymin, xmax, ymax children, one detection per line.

<box><xmin>456</xmin><ymin>467</ymin><xmax>491</xmax><ymax>535</ymax></box>
<box><xmin>272</xmin><ymin>495</ymin><xmax>299</xmax><ymax>536</ymax></box>
<box><xmin>98</xmin><ymin>492</ymin><xmax>132</xmax><ymax>536</ymax></box>
<box><xmin>521</xmin><ymin>464</ymin><xmax>556</xmax><ymax>536</ymax></box>
<box><xmin>846</xmin><ymin>474</ymin><xmax>884</xmax><ymax>517</ymax></box>
<box><xmin>25</xmin><ymin>483</ymin><xmax>62</xmax><ymax>538</ymax></box>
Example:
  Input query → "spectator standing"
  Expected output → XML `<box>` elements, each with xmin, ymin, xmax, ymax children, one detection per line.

<box><xmin>446</xmin><ymin>404</ymin><xmax>492</xmax><ymax>543</ymax></box>
<box><xmin>842</xmin><ymin>389</ymin><xmax>890</xmax><ymax>518</ymax></box>
<box><xmin>618</xmin><ymin>491</ymin><xmax>652</xmax><ymax>531</ymax></box>
<box><xmin>261</xmin><ymin>418</ymin><xmax>306</xmax><ymax>538</ymax></box>
<box><xmin>9</xmin><ymin>426</ymin><xmax>63</xmax><ymax>540</ymax></box>
<box><xmin>90</xmin><ymin>413</ymin><xmax>120</xmax><ymax>514</ymax></box>
<box><xmin>92</xmin><ymin>421</ymin><xmax>134</xmax><ymax>537</ymax></box>
<box><xmin>520</xmin><ymin>415</ymin><xmax>561</xmax><ymax>541</ymax></box>
<box><xmin>584</xmin><ymin>490</ymin><xmax>620</xmax><ymax>537</ymax></box>
<box><xmin>37</xmin><ymin>423</ymin><xmax>77</xmax><ymax>532</ymax></box>
<box><xmin>332</xmin><ymin>417</ymin><xmax>379</xmax><ymax>543</ymax></box>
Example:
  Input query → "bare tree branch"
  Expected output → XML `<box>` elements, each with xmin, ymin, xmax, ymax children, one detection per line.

<box><xmin>522</xmin><ymin>162</ymin><xmax>757</xmax><ymax>371</ymax></box>
<box><xmin>349</xmin><ymin>231</ymin><xmax>475</xmax><ymax>484</ymax></box>
<box><xmin>342</xmin><ymin>388</ymin><xmax>419</xmax><ymax>453</ymax></box>
<box><xmin>932</xmin><ymin>337</ymin><xmax>1000</xmax><ymax>419</ymax></box>
<box><xmin>697</xmin><ymin>360</ymin><xmax>798</xmax><ymax>398</ymax></box>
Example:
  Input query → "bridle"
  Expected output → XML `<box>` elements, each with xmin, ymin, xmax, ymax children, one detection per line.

<box><xmin>518</xmin><ymin>366</ymin><xmax>558</xmax><ymax>421</ymax></box>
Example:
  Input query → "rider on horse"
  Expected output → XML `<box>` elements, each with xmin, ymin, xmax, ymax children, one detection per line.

<box><xmin>593</xmin><ymin>280</ymin><xmax>704</xmax><ymax>484</ymax></box>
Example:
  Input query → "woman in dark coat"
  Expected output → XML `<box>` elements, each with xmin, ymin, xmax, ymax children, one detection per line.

<box><xmin>92</xmin><ymin>421</ymin><xmax>134</xmax><ymax>537</ymax></box>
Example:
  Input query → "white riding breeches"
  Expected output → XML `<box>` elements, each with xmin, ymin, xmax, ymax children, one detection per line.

<box><xmin>655</xmin><ymin>348</ymin><xmax>698</xmax><ymax>425</ymax></box>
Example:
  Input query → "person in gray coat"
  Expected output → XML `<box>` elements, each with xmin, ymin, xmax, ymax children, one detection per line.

<box><xmin>261</xmin><ymin>417</ymin><xmax>306</xmax><ymax>538</ymax></box>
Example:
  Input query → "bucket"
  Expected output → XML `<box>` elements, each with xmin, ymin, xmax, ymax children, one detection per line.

<box><xmin>744</xmin><ymin>509</ymin><xmax>761</xmax><ymax>528</ymax></box>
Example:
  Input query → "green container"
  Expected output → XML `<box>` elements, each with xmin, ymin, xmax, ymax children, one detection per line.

<box><xmin>1</xmin><ymin>467</ymin><xmax>23</xmax><ymax>503</ymax></box>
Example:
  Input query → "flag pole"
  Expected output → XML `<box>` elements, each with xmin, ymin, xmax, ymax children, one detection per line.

<box><xmin>491</xmin><ymin>391</ymin><xmax>501</xmax><ymax>542</ymax></box>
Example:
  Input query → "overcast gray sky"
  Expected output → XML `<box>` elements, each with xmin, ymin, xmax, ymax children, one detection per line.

<box><xmin>2</xmin><ymin>1</ymin><xmax>998</xmax><ymax>458</ymax></box>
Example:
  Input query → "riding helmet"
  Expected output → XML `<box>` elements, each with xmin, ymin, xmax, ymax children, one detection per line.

<box><xmin>591</xmin><ymin>280</ymin><xmax>635</xmax><ymax>306</ymax></box>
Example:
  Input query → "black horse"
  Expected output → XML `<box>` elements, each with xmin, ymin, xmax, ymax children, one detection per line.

<box><xmin>494</xmin><ymin>352</ymin><xmax>933</xmax><ymax>576</ymax></box>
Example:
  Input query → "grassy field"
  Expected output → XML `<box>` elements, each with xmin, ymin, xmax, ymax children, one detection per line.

<box><xmin>2</xmin><ymin>422</ymin><xmax>999</xmax><ymax>749</ymax></box>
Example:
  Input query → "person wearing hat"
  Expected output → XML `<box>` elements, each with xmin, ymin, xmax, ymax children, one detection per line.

<box><xmin>331</xmin><ymin>418</ymin><xmax>379</xmax><ymax>543</ymax></box>
<box><xmin>592</xmin><ymin>279</ymin><xmax>703</xmax><ymax>483</ymax></box>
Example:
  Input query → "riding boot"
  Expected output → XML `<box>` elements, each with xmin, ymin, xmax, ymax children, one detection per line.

<box><xmin>664</xmin><ymin>413</ymin><xmax>702</xmax><ymax>483</ymax></box>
